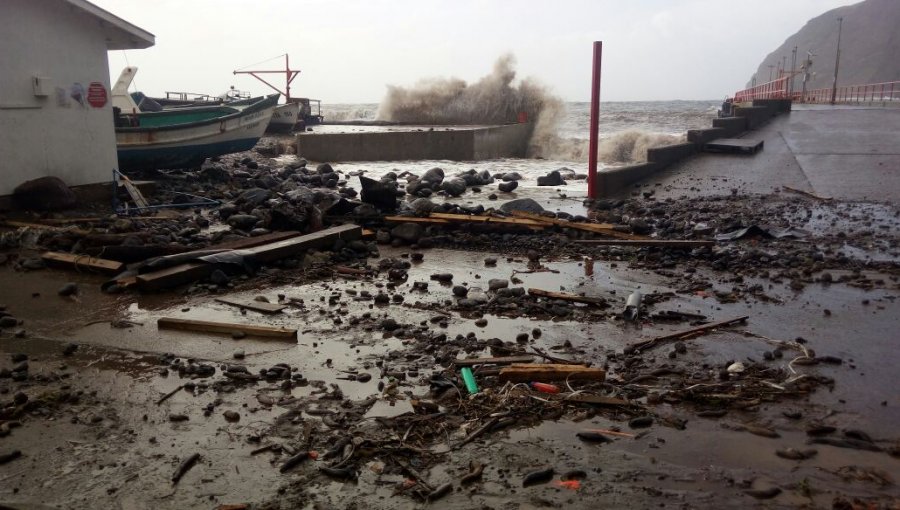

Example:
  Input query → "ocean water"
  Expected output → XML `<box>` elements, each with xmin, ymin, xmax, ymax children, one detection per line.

<box><xmin>291</xmin><ymin>100</ymin><xmax>720</xmax><ymax>213</ymax></box>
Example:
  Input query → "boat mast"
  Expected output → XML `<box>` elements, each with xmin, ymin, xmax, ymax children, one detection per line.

<box><xmin>233</xmin><ymin>54</ymin><xmax>299</xmax><ymax>101</ymax></box>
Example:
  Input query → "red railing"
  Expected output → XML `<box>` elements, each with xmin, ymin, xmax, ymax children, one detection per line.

<box><xmin>793</xmin><ymin>81</ymin><xmax>900</xmax><ymax>104</ymax></box>
<box><xmin>733</xmin><ymin>77</ymin><xmax>789</xmax><ymax>103</ymax></box>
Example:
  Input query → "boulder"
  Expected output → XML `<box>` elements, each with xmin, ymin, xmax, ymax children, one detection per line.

<box><xmin>421</xmin><ymin>167</ymin><xmax>444</xmax><ymax>186</ymax></box>
<box><xmin>13</xmin><ymin>176</ymin><xmax>77</xmax><ymax>211</ymax></box>
<box><xmin>536</xmin><ymin>170</ymin><xmax>565</xmax><ymax>186</ymax></box>
<box><xmin>502</xmin><ymin>172</ymin><xmax>523</xmax><ymax>181</ymax></box>
<box><xmin>390</xmin><ymin>223</ymin><xmax>424</xmax><ymax>243</ymax></box>
<box><xmin>238</xmin><ymin>188</ymin><xmax>271</xmax><ymax>207</ymax></box>
<box><xmin>498</xmin><ymin>181</ymin><xmax>518</xmax><ymax>193</ymax></box>
<box><xmin>227</xmin><ymin>214</ymin><xmax>259</xmax><ymax>231</ymax></box>
<box><xmin>441</xmin><ymin>178</ymin><xmax>467</xmax><ymax>197</ymax></box>
<box><xmin>409</xmin><ymin>197</ymin><xmax>436</xmax><ymax>215</ymax></box>
<box><xmin>360</xmin><ymin>176</ymin><xmax>398</xmax><ymax>211</ymax></box>
<box><xmin>499</xmin><ymin>198</ymin><xmax>545</xmax><ymax>215</ymax></box>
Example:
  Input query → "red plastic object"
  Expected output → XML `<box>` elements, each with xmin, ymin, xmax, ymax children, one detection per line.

<box><xmin>530</xmin><ymin>382</ymin><xmax>560</xmax><ymax>394</ymax></box>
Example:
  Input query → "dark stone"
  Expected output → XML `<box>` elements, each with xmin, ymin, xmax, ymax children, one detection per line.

<box><xmin>499</xmin><ymin>198</ymin><xmax>544</xmax><ymax>215</ymax></box>
<box><xmin>13</xmin><ymin>176</ymin><xmax>77</xmax><ymax>211</ymax></box>
<box><xmin>0</xmin><ymin>317</ymin><xmax>18</xmax><ymax>328</ymax></box>
<box><xmin>316</xmin><ymin>163</ymin><xmax>334</xmax><ymax>174</ymax></box>
<box><xmin>227</xmin><ymin>214</ymin><xmax>259</xmax><ymax>230</ymax></box>
<box><xmin>238</xmin><ymin>188</ymin><xmax>271</xmax><ymax>207</ymax></box>
<box><xmin>498</xmin><ymin>181</ymin><xmax>518</xmax><ymax>193</ymax></box>
<box><xmin>536</xmin><ymin>170</ymin><xmax>565</xmax><ymax>186</ymax></box>
<box><xmin>502</xmin><ymin>172</ymin><xmax>523</xmax><ymax>181</ymax></box>
<box><xmin>421</xmin><ymin>167</ymin><xmax>445</xmax><ymax>186</ymax></box>
<box><xmin>390</xmin><ymin>223</ymin><xmax>424</xmax><ymax>243</ymax></box>
<box><xmin>210</xmin><ymin>269</ymin><xmax>230</xmax><ymax>286</ymax></box>
<box><xmin>58</xmin><ymin>282</ymin><xmax>78</xmax><ymax>297</ymax></box>
<box><xmin>452</xmin><ymin>285</ymin><xmax>468</xmax><ymax>297</ymax></box>
<box><xmin>360</xmin><ymin>176</ymin><xmax>398</xmax><ymax>211</ymax></box>
<box><xmin>629</xmin><ymin>218</ymin><xmax>651</xmax><ymax>235</ymax></box>
<box><xmin>441</xmin><ymin>178</ymin><xmax>467</xmax><ymax>197</ymax></box>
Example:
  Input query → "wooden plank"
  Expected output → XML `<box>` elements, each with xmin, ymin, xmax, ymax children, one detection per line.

<box><xmin>208</xmin><ymin>230</ymin><xmax>301</xmax><ymax>250</ymax></box>
<box><xmin>42</xmin><ymin>251</ymin><xmax>124</xmax><ymax>274</ymax></box>
<box><xmin>214</xmin><ymin>297</ymin><xmax>286</xmax><ymax>314</ymax></box>
<box><xmin>509</xmin><ymin>211</ymin><xmax>649</xmax><ymax>240</ymax></box>
<box><xmin>136</xmin><ymin>225</ymin><xmax>360</xmax><ymax>291</ymax></box>
<box><xmin>623</xmin><ymin>315</ymin><xmax>750</xmax><ymax>355</ymax></box>
<box><xmin>157</xmin><ymin>317</ymin><xmax>296</xmax><ymax>340</ymax></box>
<box><xmin>428</xmin><ymin>212</ymin><xmax>547</xmax><ymax>228</ymax></box>
<box><xmin>244</xmin><ymin>224</ymin><xmax>361</xmax><ymax>262</ymax></box>
<box><xmin>383</xmin><ymin>216</ymin><xmax>451</xmax><ymax>225</ymax></box>
<box><xmin>499</xmin><ymin>363</ymin><xmax>605</xmax><ymax>383</ymax></box>
<box><xmin>452</xmin><ymin>355</ymin><xmax>534</xmax><ymax>367</ymax></box>
<box><xmin>528</xmin><ymin>288</ymin><xmax>607</xmax><ymax>307</ymax></box>
<box><xmin>121</xmin><ymin>176</ymin><xmax>150</xmax><ymax>208</ymax></box>
<box><xmin>560</xmin><ymin>394</ymin><xmax>631</xmax><ymax>407</ymax></box>
<box><xmin>572</xmin><ymin>239</ymin><xmax>714</xmax><ymax>248</ymax></box>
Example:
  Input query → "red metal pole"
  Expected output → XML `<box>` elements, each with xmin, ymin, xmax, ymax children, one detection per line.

<box><xmin>587</xmin><ymin>41</ymin><xmax>603</xmax><ymax>199</ymax></box>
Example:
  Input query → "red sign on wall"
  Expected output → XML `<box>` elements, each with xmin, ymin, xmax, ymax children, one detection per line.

<box><xmin>86</xmin><ymin>82</ymin><xmax>108</xmax><ymax>108</ymax></box>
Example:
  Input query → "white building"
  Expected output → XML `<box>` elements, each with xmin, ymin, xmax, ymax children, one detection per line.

<box><xmin>0</xmin><ymin>0</ymin><xmax>154</xmax><ymax>197</ymax></box>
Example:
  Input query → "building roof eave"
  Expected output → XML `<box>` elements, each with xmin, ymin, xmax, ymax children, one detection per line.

<box><xmin>63</xmin><ymin>0</ymin><xmax>155</xmax><ymax>50</ymax></box>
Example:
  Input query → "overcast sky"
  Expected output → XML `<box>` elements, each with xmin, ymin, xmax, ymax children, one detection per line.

<box><xmin>94</xmin><ymin>0</ymin><xmax>856</xmax><ymax>103</ymax></box>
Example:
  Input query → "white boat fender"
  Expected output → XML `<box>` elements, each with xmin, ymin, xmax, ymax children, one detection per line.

<box><xmin>623</xmin><ymin>292</ymin><xmax>642</xmax><ymax>321</ymax></box>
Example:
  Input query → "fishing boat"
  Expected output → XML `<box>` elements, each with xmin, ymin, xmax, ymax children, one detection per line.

<box><xmin>111</xmin><ymin>67</ymin><xmax>278</xmax><ymax>171</ymax></box>
<box><xmin>233</xmin><ymin>54</ymin><xmax>321</xmax><ymax>133</ymax></box>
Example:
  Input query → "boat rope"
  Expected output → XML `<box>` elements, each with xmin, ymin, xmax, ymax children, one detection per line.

<box><xmin>234</xmin><ymin>53</ymin><xmax>287</xmax><ymax>71</ymax></box>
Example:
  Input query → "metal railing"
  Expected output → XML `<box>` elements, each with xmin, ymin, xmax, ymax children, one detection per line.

<box><xmin>792</xmin><ymin>81</ymin><xmax>900</xmax><ymax>104</ymax></box>
<box><xmin>733</xmin><ymin>77</ymin><xmax>789</xmax><ymax>103</ymax></box>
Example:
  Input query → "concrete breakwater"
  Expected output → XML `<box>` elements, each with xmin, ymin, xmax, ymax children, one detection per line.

<box><xmin>595</xmin><ymin>99</ymin><xmax>792</xmax><ymax>197</ymax></box>
<box><xmin>295</xmin><ymin>122</ymin><xmax>533</xmax><ymax>162</ymax></box>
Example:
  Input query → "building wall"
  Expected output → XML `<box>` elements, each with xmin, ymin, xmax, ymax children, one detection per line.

<box><xmin>0</xmin><ymin>0</ymin><xmax>117</xmax><ymax>196</ymax></box>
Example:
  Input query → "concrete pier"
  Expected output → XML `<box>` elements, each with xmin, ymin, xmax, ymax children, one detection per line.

<box><xmin>295</xmin><ymin>122</ymin><xmax>533</xmax><ymax>162</ymax></box>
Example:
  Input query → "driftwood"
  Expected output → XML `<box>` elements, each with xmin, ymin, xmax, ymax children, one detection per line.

<box><xmin>624</xmin><ymin>316</ymin><xmax>749</xmax><ymax>355</ymax></box>
<box><xmin>528</xmin><ymin>288</ymin><xmax>607</xmax><ymax>307</ymax></box>
<box><xmin>157</xmin><ymin>317</ymin><xmax>297</xmax><ymax>340</ymax></box>
<box><xmin>499</xmin><ymin>364</ymin><xmax>605</xmax><ymax>383</ymax></box>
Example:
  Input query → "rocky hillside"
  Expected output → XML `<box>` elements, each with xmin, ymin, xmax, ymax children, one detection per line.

<box><xmin>749</xmin><ymin>0</ymin><xmax>900</xmax><ymax>92</ymax></box>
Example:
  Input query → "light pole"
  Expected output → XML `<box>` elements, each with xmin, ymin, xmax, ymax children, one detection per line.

<box><xmin>790</xmin><ymin>46</ymin><xmax>797</xmax><ymax>95</ymax></box>
<box><xmin>831</xmin><ymin>17</ymin><xmax>843</xmax><ymax>104</ymax></box>
<box><xmin>768</xmin><ymin>65</ymin><xmax>775</xmax><ymax>81</ymax></box>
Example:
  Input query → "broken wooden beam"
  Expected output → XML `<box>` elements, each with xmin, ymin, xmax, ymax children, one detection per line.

<box><xmin>624</xmin><ymin>315</ymin><xmax>750</xmax><ymax>355</ymax></box>
<box><xmin>572</xmin><ymin>239</ymin><xmax>714</xmax><ymax>248</ymax></box>
<box><xmin>383</xmin><ymin>216</ymin><xmax>451</xmax><ymax>225</ymax></box>
<box><xmin>157</xmin><ymin>317</ymin><xmax>297</xmax><ymax>340</ymax></box>
<box><xmin>559</xmin><ymin>394</ymin><xmax>631</xmax><ymax>407</ymax></box>
<box><xmin>509</xmin><ymin>211</ymin><xmax>649</xmax><ymax>240</ymax></box>
<box><xmin>214</xmin><ymin>297</ymin><xmax>286</xmax><ymax>315</ymax></box>
<box><xmin>42</xmin><ymin>251</ymin><xmax>125</xmax><ymax>274</ymax></box>
<box><xmin>452</xmin><ymin>355</ymin><xmax>535</xmax><ymax>367</ymax></box>
<box><xmin>136</xmin><ymin>225</ymin><xmax>360</xmax><ymax>290</ymax></box>
<box><xmin>428</xmin><ymin>212</ymin><xmax>547</xmax><ymax>229</ymax></box>
<box><xmin>528</xmin><ymin>288</ymin><xmax>607</xmax><ymax>307</ymax></box>
<box><xmin>499</xmin><ymin>363</ymin><xmax>605</xmax><ymax>383</ymax></box>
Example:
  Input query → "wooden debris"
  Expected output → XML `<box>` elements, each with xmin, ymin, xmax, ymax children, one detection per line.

<box><xmin>335</xmin><ymin>266</ymin><xmax>369</xmax><ymax>276</ymax></box>
<box><xmin>42</xmin><ymin>251</ymin><xmax>124</xmax><ymax>274</ymax></box>
<box><xmin>458</xmin><ymin>417</ymin><xmax>500</xmax><ymax>448</ymax></box>
<box><xmin>624</xmin><ymin>316</ymin><xmax>749</xmax><ymax>355</ymax></box>
<box><xmin>509</xmin><ymin>211</ymin><xmax>649</xmax><ymax>240</ymax></box>
<box><xmin>214</xmin><ymin>297</ymin><xmax>285</xmax><ymax>315</ymax></box>
<box><xmin>783</xmin><ymin>186</ymin><xmax>831</xmax><ymax>201</ymax></box>
<box><xmin>572</xmin><ymin>239</ymin><xmax>714</xmax><ymax>248</ymax></box>
<box><xmin>156</xmin><ymin>384</ymin><xmax>186</xmax><ymax>406</ymax></box>
<box><xmin>172</xmin><ymin>453</ymin><xmax>200</xmax><ymax>485</ymax></box>
<box><xmin>499</xmin><ymin>363</ymin><xmax>605</xmax><ymax>383</ymax></box>
<box><xmin>137</xmin><ymin>225</ymin><xmax>359</xmax><ymax>290</ymax></box>
<box><xmin>560</xmin><ymin>394</ymin><xmax>631</xmax><ymax>407</ymax></box>
<box><xmin>429</xmin><ymin>212</ymin><xmax>546</xmax><ymax>229</ymax></box>
<box><xmin>119</xmin><ymin>173</ymin><xmax>150</xmax><ymax>208</ymax></box>
<box><xmin>157</xmin><ymin>317</ymin><xmax>297</xmax><ymax>340</ymax></box>
<box><xmin>452</xmin><ymin>355</ymin><xmax>534</xmax><ymax>367</ymax></box>
<box><xmin>528</xmin><ymin>288</ymin><xmax>607</xmax><ymax>307</ymax></box>
<box><xmin>383</xmin><ymin>216</ymin><xmax>451</xmax><ymax>225</ymax></box>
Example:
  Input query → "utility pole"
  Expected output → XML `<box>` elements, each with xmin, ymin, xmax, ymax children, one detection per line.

<box><xmin>767</xmin><ymin>65</ymin><xmax>775</xmax><ymax>81</ymax></box>
<box><xmin>790</xmin><ymin>46</ymin><xmax>798</xmax><ymax>95</ymax></box>
<box><xmin>752</xmin><ymin>74</ymin><xmax>757</xmax><ymax>87</ymax></box>
<box><xmin>781</xmin><ymin>56</ymin><xmax>787</xmax><ymax>78</ymax></box>
<box><xmin>831</xmin><ymin>17</ymin><xmax>843</xmax><ymax>104</ymax></box>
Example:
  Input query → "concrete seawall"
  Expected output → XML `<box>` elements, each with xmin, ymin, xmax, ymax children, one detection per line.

<box><xmin>296</xmin><ymin>123</ymin><xmax>533</xmax><ymax>162</ymax></box>
<box><xmin>596</xmin><ymin>99</ymin><xmax>792</xmax><ymax>197</ymax></box>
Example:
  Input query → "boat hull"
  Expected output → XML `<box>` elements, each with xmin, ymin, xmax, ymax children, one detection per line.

<box><xmin>267</xmin><ymin>102</ymin><xmax>301</xmax><ymax>133</ymax></box>
<box><xmin>116</xmin><ymin>94</ymin><xmax>278</xmax><ymax>171</ymax></box>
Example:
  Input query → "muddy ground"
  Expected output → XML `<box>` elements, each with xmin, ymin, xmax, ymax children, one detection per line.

<box><xmin>2</xmin><ymin>147</ymin><xmax>900</xmax><ymax>509</ymax></box>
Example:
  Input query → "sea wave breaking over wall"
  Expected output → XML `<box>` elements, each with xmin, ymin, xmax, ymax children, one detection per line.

<box><xmin>376</xmin><ymin>54</ymin><xmax>681</xmax><ymax>164</ymax></box>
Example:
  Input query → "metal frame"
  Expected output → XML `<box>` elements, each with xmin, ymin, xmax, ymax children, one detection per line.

<box><xmin>112</xmin><ymin>169</ymin><xmax>220</xmax><ymax>214</ymax></box>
